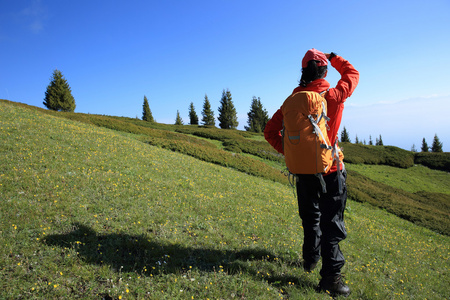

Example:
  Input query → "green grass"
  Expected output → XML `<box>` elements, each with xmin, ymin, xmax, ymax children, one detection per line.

<box><xmin>344</xmin><ymin>164</ymin><xmax>450</xmax><ymax>235</ymax></box>
<box><xmin>346</xmin><ymin>169</ymin><xmax>450</xmax><ymax>235</ymax></box>
<box><xmin>346</xmin><ymin>164</ymin><xmax>450</xmax><ymax>195</ymax></box>
<box><xmin>1</xmin><ymin>101</ymin><xmax>449</xmax><ymax>299</ymax></box>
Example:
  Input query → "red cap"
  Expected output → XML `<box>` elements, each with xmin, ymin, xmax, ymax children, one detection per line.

<box><xmin>302</xmin><ymin>48</ymin><xmax>328</xmax><ymax>68</ymax></box>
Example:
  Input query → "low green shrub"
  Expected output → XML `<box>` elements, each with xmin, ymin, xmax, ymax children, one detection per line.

<box><xmin>224</xmin><ymin>139</ymin><xmax>284</xmax><ymax>163</ymax></box>
<box><xmin>176</xmin><ymin>127</ymin><xmax>283</xmax><ymax>163</ymax></box>
<box><xmin>175</xmin><ymin>126</ymin><xmax>254</xmax><ymax>141</ymax></box>
<box><xmin>414</xmin><ymin>152</ymin><xmax>450</xmax><ymax>172</ymax></box>
<box><xmin>341</xmin><ymin>143</ymin><xmax>415</xmax><ymax>168</ymax></box>
<box><xmin>222</xmin><ymin>142</ymin><xmax>242</xmax><ymax>153</ymax></box>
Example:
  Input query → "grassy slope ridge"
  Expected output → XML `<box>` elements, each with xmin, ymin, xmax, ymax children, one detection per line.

<box><xmin>1</xmin><ymin>101</ymin><xmax>449</xmax><ymax>299</ymax></box>
<box><xmin>346</xmin><ymin>169</ymin><xmax>449</xmax><ymax>235</ymax></box>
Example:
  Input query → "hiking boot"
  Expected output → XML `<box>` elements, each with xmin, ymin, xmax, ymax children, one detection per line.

<box><xmin>318</xmin><ymin>274</ymin><xmax>350</xmax><ymax>297</ymax></box>
<box><xmin>302</xmin><ymin>260</ymin><xmax>318</xmax><ymax>272</ymax></box>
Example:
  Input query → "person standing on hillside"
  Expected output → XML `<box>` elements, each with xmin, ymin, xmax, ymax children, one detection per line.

<box><xmin>264</xmin><ymin>49</ymin><xmax>359</xmax><ymax>296</ymax></box>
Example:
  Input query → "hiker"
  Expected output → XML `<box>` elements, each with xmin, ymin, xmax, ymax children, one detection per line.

<box><xmin>264</xmin><ymin>49</ymin><xmax>359</xmax><ymax>296</ymax></box>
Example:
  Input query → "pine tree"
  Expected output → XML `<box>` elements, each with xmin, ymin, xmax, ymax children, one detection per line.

<box><xmin>355</xmin><ymin>135</ymin><xmax>360</xmax><ymax>144</ymax></box>
<box><xmin>421</xmin><ymin>138</ymin><xmax>429</xmax><ymax>152</ymax></box>
<box><xmin>43</xmin><ymin>69</ymin><xmax>76</xmax><ymax>112</ymax></box>
<box><xmin>218</xmin><ymin>89</ymin><xmax>238</xmax><ymax>129</ymax></box>
<box><xmin>175</xmin><ymin>110</ymin><xmax>183</xmax><ymax>125</ymax></box>
<box><xmin>188</xmin><ymin>102</ymin><xmax>199</xmax><ymax>125</ymax></box>
<box><xmin>376</xmin><ymin>135</ymin><xmax>384</xmax><ymax>146</ymax></box>
<box><xmin>245</xmin><ymin>96</ymin><xmax>269</xmax><ymax>133</ymax></box>
<box><xmin>340</xmin><ymin>127</ymin><xmax>351</xmax><ymax>143</ymax></box>
<box><xmin>369</xmin><ymin>135</ymin><xmax>373</xmax><ymax>146</ymax></box>
<box><xmin>142</xmin><ymin>95</ymin><xmax>154</xmax><ymax>122</ymax></box>
<box><xmin>411</xmin><ymin>144</ymin><xmax>417</xmax><ymax>152</ymax></box>
<box><xmin>431</xmin><ymin>134</ymin><xmax>443</xmax><ymax>152</ymax></box>
<box><xmin>201</xmin><ymin>94</ymin><xmax>215</xmax><ymax>126</ymax></box>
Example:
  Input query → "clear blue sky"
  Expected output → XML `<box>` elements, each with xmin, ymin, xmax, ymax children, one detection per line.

<box><xmin>1</xmin><ymin>0</ymin><xmax>449</xmax><ymax>151</ymax></box>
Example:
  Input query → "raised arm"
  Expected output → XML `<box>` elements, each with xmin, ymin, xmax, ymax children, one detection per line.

<box><xmin>264</xmin><ymin>109</ymin><xmax>284</xmax><ymax>154</ymax></box>
<box><xmin>327</xmin><ymin>54</ymin><xmax>360</xmax><ymax>103</ymax></box>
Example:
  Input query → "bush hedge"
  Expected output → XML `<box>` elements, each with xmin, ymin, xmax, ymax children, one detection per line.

<box><xmin>414</xmin><ymin>152</ymin><xmax>450</xmax><ymax>172</ymax></box>
<box><xmin>175</xmin><ymin>126</ymin><xmax>254</xmax><ymax>140</ymax></box>
<box><xmin>341</xmin><ymin>142</ymin><xmax>415</xmax><ymax>168</ymax></box>
<box><xmin>175</xmin><ymin>126</ymin><xmax>284</xmax><ymax>163</ymax></box>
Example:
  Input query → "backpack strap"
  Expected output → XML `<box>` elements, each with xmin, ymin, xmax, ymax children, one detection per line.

<box><xmin>317</xmin><ymin>100</ymin><xmax>330</xmax><ymax>123</ymax></box>
<box><xmin>309</xmin><ymin>91</ymin><xmax>332</xmax><ymax>150</ymax></box>
<box><xmin>318</xmin><ymin>91</ymin><xmax>331</xmax><ymax>131</ymax></box>
<box><xmin>308</xmin><ymin>114</ymin><xmax>333</xmax><ymax>150</ymax></box>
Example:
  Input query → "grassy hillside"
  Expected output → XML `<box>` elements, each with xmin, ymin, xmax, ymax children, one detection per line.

<box><xmin>6</xmin><ymin>100</ymin><xmax>448</xmax><ymax>235</ymax></box>
<box><xmin>1</xmin><ymin>100</ymin><xmax>449</xmax><ymax>299</ymax></box>
<box><xmin>346</xmin><ymin>164</ymin><xmax>450</xmax><ymax>195</ymax></box>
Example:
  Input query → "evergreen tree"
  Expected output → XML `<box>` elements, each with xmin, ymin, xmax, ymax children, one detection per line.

<box><xmin>355</xmin><ymin>135</ymin><xmax>360</xmax><ymax>144</ymax></box>
<box><xmin>43</xmin><ymin>69</ymin><xmax>76</xmax><ymax>112</ymax></box>
<box><xmin>245</xmin><ymin>96</ymin><xmax>269</xmax><ymax>133</ymax></box>
<box><xmin>218</xmin><ymin>89</ymin><xmax>238</xmax><ymax>129</ymax></box>
<box><xmin>175</xmin><ymin>110</ymin><xmax>183</xmax><ymax>125</ymax></box>
<box><xmin>421</xmin><ymin>138</ymin><xmax>429</xmax><ymax>152</ymax></box>
<box><xmin>411</xmin><ymin>144</ymin><xmax>417</xmax><ymax>152</ymax></box>
<box><xmin>431</xmin><ymin>134</ymin><xmax>443</xmax><ymax>152</ymax></box>
<box><xmin>369</xmin><ymin>135</ymin><xmax>373</xmax><ymax>146</ymax></box>
<box><xmin>340</xmin><ymin>127</ymin><xmax>351</xmax><ymax>143</ymax></box>
<box><xmin>376</xmin><ymin>135</ymin><xmax>384</xmax><ymax>146</ymax></box>
<box><xmin>142</xmin><ymin>95</ymin><xmax>154</xmax><ymax>122</ymax></box>
<box><xmin>201</xmin><ymin>94</ymin><xmax>215</xmax><ymax>126</ymax></box>
<box><xmin>188</xmin><ymin>102</ymin><xmax>199</xmax><ymax>125</ymax></box>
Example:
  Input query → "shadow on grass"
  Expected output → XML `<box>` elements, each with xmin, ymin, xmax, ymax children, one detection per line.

<box><xmin>43</xmin><ymin>223</ymin><xmax>314</xmax><ymax>290</ymax></box>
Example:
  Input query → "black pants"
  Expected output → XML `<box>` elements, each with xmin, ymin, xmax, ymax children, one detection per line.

<box><xmin>296</xmin><ymin>170</ymin><xmax>347</xmax><ymax>277</ymax></box>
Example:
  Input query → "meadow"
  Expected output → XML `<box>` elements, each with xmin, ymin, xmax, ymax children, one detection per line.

<box><xmin>0</xmin><ymin>100</ymin><xmax>449</xmax><ymax>299</ymax></box>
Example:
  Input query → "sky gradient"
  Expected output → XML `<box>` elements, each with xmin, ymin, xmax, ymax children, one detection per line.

<box><xmin>1</xmin><ymin>0</ymin><xmax>449</xmax><ymax>151</ymax></box>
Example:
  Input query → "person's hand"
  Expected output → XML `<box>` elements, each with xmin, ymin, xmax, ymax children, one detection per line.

<box><xmin>324</xmin><ymin>53</ymin><xmax>331</xmax><ymax>59</ymax></box>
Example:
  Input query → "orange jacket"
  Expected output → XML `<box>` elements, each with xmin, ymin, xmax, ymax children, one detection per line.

<box><xmin>264</xmin><ymin>55</ymin><xmax>359</xmax><ymax>174</ymax></box>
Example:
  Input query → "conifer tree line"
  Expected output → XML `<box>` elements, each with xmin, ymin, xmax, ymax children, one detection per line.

<box><xmin>40</xmin><ymin>69</ymin><xmax>268</xmax><ymax>131</ymax></box>
<box><xmin>340</xmin><ymin>127</ymin><xmax>444</xmax><ymax>152</ymax></box>
<box><xmin>141</xmin><ymin>89</ymin><xmax>269</xmax><ymax>132</ymax></box>
<box><xmin>419</xmin><ymin>134</ymin><xmax>443</xmax><ymax>153</ymax></box>
<box><xmin>42</xmin><ymin>70</ymin><xmax>443</xmax><ymax>151</ymax></box>
<box><xmin>341</xmin><ymin>127</ymin><xmax>384</xmax><ymax>146</ymax></box>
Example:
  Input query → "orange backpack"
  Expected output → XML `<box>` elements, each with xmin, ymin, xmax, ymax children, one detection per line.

<box><xmin>281</xmin><ymin>91</ymin><xmax>335</xmax><ymax>176</ymax></box>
